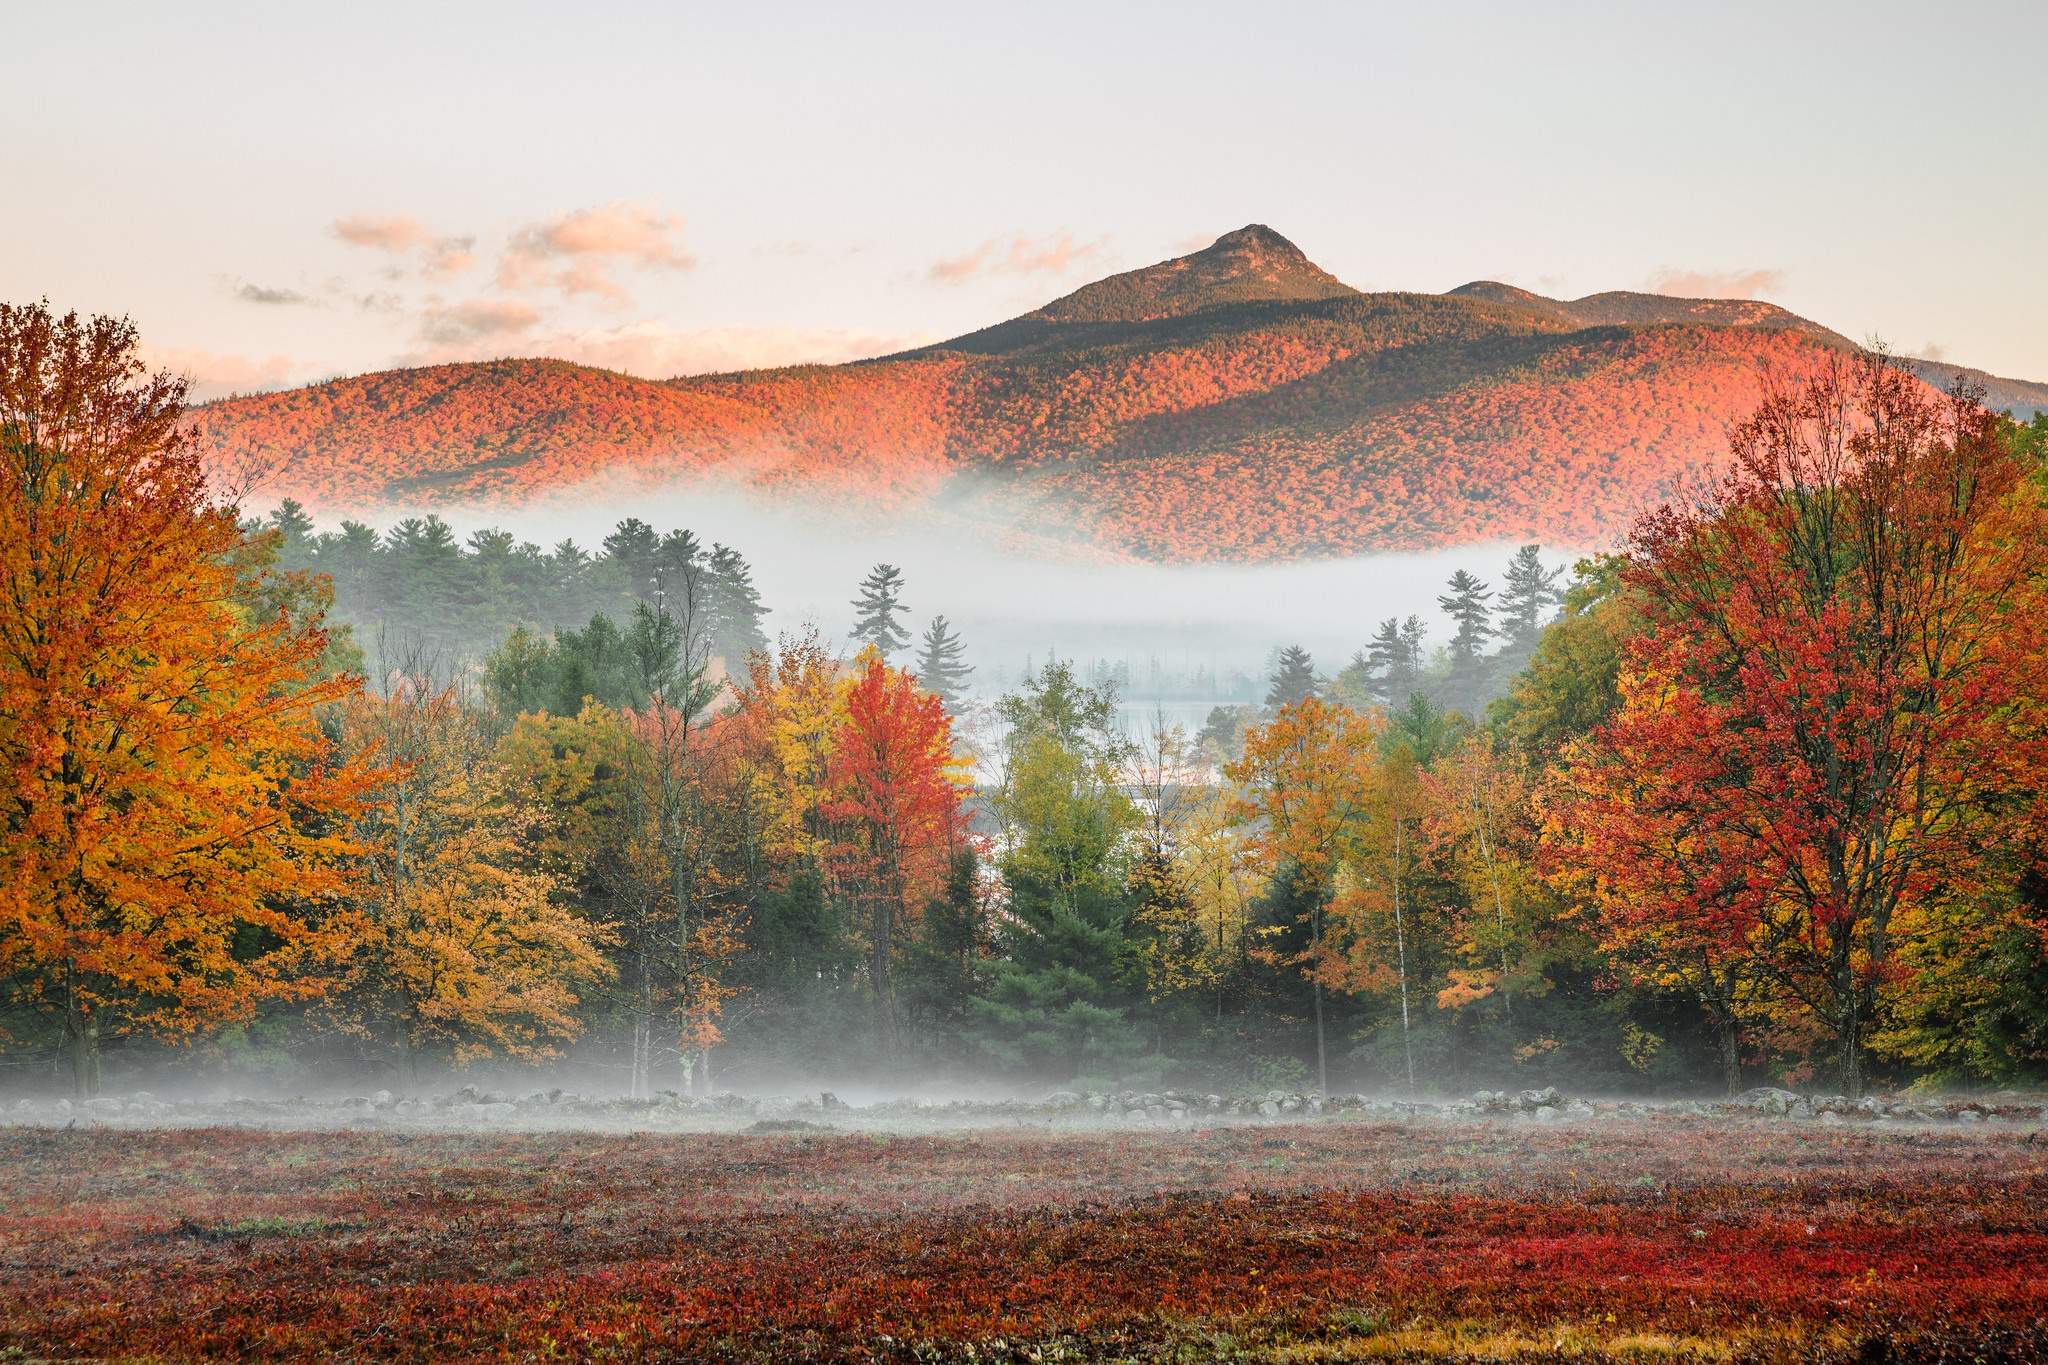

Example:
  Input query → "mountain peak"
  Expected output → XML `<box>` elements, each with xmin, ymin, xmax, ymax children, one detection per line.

<box><xmin>1027</xmin><ymin>224</ymin><xmax>1360</xmax><ymax>324</ymax></box>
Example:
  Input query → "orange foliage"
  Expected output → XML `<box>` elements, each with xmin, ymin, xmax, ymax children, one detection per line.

<box><xmin>195</xmin><ymin>286</ymin><xmax>1944</xmax><ymax>560</ymax></box>
<box><xmin>0</xmin><ymin>304</ymin><xmax>373</xmax><ymax>1093</ymax></box>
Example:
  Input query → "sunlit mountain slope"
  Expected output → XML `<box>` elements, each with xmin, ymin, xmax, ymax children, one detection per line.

<box><xmin>196</xmin><ymin>225</ymin><xmax>2043</xmax><ymax>560</ymax></box>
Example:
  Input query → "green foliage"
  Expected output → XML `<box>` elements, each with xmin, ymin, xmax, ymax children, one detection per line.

<box><xmin>1488</xmin><ymin>553</ymin><xmax>1639</xmax><ymax>756</ymax></box>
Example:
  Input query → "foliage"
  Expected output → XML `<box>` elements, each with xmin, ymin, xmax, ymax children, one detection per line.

<box><xmin>6</xmin><ymin>1124</ymin><xmax>2047</xmax><ymax>1363</ymax></box>
<box><xmin>1552</xmin><ymin>356</ymin><xmax>2048</xmax><ymax>1096</ymax></box>
<box><xmin>0</xmin><ymin>302</ymin><xmax>373</xmax><ymax>1095</ymax></box>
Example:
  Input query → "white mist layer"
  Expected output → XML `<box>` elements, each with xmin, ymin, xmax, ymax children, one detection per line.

<box><xmin>405</xmin><ymin>484</ymin><xmax>1594</xmax><ymax>697</ymax></box>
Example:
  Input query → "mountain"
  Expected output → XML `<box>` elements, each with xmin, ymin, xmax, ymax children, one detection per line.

<box><xmin>196</xmin><ymin>227</ymin><xmax>2045</xmax><ymax>561</ymax></box>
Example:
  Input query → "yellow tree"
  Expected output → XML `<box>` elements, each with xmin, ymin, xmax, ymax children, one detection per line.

<box><xmin>331</xmin><ymin>669</ymin><xmax>610</xmax><ymax>1076</ymax></box>
<box><xmin>1424</xmin><ymin>733</ymin><xmax>1546</xmax><ymax>1020</ymax></box>
<box><xmin>0</xmin><ymin>302</ymin><xmax>371</xmax><ymax>1095</ymax></box>
<box><xmin>1228</xmin><ymin>697</ymin><xmax>1383</xmax><ymax>1094</ymax></box>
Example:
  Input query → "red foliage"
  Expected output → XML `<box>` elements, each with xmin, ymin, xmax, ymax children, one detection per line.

<box><xmin>3</xmin><ymin>1122</ymin><xmax>2044</xmax><ymax>1361</ymax></box>
<box><xmin>193</xmin><ymin>308</ymin><xmax>1912</xmax><ymax>560</ymax></box>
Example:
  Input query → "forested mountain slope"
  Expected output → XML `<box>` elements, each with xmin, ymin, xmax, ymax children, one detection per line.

<box><xmin>195</xmin><ymin>225</ymin><xmax>2043</xmax><ymax>560</ymax></box>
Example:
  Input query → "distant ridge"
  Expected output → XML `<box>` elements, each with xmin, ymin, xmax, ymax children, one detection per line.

<box><xmin>195</xmin><ymin>226</ymin><xmax>2047</xmax><ymax>562</ymax></box>
<box><xmin>1447</xmin><ymin>281</ymin><xmax>1857</xmax><ymax>348</ymax></box>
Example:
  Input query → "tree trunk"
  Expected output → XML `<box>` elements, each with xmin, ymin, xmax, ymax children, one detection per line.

<box><xmin>1311</xmin><ymin>899</ymin><xmax>1327</xmax><ymax>1096</ymax></box>
<box><xmin>1838</xmin><ymin>1004</ymin><xmax>1864</xmax><ymax>1101</ymax></box>
<box><xmin>68</xmin><ymin>1016</ymin><xmax>99</xmax><ymax>1100</ymax></box>
<box><xmin>1718</xmin><ymin>1011</ymin><xmax>1742</xmax><ymax>1099</ymax></box>
<box><xmin>874</xmin><ymin>890</ymin><xmax>897</xmax><ymax>1063</ymax></box>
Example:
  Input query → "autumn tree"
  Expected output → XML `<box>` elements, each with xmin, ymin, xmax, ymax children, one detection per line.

<box><xmin>1558</xmin><ymin>355</ymin><xmax>2048</xmax><ymax>1097</ymax></box>
<box><xmin>331</xmin><ymin>666</ymin><xmax>609</xmax><ymax>1076</ymax></box>
<box><xmin>0</xmin><ymin>301</ymin><xmax>371</xmax><ymax>1094</ymax></box>
<box><xmin>824</xmin><ymin>649</ymin><xmax>969</xmax><ymax>1057</ymax></box>
<box><xmin>1228</xmin><ymin>697</ymin><xmax>1382</xmax><ymax>1094</ymax></box>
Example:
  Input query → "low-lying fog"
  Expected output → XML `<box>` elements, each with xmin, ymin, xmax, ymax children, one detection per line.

<box><xmin>426</xmin><ymin>484</ymin><xmax>1594</xmax><ymax>699</ymax></box>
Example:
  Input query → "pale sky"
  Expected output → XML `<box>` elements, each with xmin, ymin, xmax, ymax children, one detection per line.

<box><xmin>5</xmin><ymin>1</ymin><xmax>2044</xmax><ymax>400</ymax></box>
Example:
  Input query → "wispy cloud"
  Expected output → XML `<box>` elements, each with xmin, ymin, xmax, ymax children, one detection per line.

<box><xmin>137</xmin><ymin>344</ymin><xmax>303</xmax><ymax>402</ymax></box>
<box><xmin>331</xmin><ymin>213</ymin><xmax>477</xmax><ymax>277</ymax></box>
<box><xmin>234</xmin><ymin>282</ymin><xmax>314</xmax><ymax>306</ymax></box>
<box><xmin>417</xmin><ymin>298</ymin><xmax>543</xmax><ymax>346</ymax></box>
<box><xmin>929</xmin><ymin>231</ymin><xmax>1108</xmax><ymax>284</ymax></box>
<box><xmin>400</xmin><ymin>319</ymin><xmax>937</xmax><ymax>377</ymax></box>
<box><xmin>1645</xmin><ymin>266</ymin><xmax>1786</xmax><ymax>300</ymax></box>
<box><xmin>498</xmin><ymin>201</ymin><xmax>692</xmax><ymax>303</ymax></box>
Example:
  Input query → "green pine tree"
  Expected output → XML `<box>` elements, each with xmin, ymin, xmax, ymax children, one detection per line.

<box><xmin>850</xmin><ymin>563</ymin><xmax>911</xmax><ymax>657</ymax></box>
<box><xmin>914</xmin><ymin>614</ymin><xmax>974</xmax><ymax>713</ymax></box>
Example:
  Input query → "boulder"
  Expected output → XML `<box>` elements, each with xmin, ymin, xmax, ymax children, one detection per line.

<box><xmin>1563</xmin><ymin>1099</ymin><xmax>1596</xmax><ymax>1120</ymax></box>
<box><xmin>1732</xmin><ymin>1087</ymin><xmax>1802</xmax><ymax>1117</ymax></box>
<box><xmin>1533</xmin><ymin>1105</ymin><xmax>1564</xmax><ymax>1123</ymax></box>
<box><xmin>1257</xmin><ymin>1100</ymin><xmax>1281</xmax><ymax>1119</ymax></box>
<box><xmin>1043</xmin><ymin>1091</ymin><xmax>1083</xmax><ymax>1110</ymax></box>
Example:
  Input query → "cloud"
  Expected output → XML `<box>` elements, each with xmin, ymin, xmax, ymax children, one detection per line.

<box><xmin>331</xmin><ymin>213</ymin><xmax>476</xmax><ymax>276</ymax></box>
<box><xmin>234</xmin><ymin>282</ymin><xmax>313</xmax><ymax>306</ymax></box>
<box><xmin>417</xmin><ymin>298</ymin><xmax>543</xmax><ymax>346</ymax></box>
<box><xmin>400</xmin><ymin>319</ymin><xmax>938</xmax><ymax>377</ymax></box>
<box><xmin>137</xmin><ymin>345</ymin><xmax>303</xmax><ymax>402</ymax></box>
<box><xmin>498</xmin><ymin>201</ymin><xmax>692</xmax><ymax>302</ymax></box>
<box><xmin>929</xmin><ymin>231</ymin><xmax>1108</xmax><ymax>284</ymax></box>
<box><xmin>1910</xmin><ymin>341</ymin><xmax>1949</xmax><ymax>363</ymax></box>
<box><xmin>1645</xmin><ymin>266</ymin><xmax>1787</xmax><ymax>300</ymax></box>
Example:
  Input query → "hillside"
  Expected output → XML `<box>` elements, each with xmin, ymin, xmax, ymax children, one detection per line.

<box><xmin>196</xmin><ymin>226</ymin><xmax>2043</xmax><ymax>561</ymax></box>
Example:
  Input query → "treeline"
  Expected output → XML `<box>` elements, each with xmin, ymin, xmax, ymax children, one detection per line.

<box><xmin>265</xmin><ymin>502</ymin><xmax>772</xmax><ymax>667</ymax></box>
<box><xmin>6</xmin><ymin>300</ymin><xmax>2048</xmax><ymax>1101</ymax></box>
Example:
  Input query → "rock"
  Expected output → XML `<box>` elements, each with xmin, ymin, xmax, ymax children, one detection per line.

<box><xmin>453</xmin><ymin>1084</ymin><xmax>481</xmax><ymax>1104</ymax></box>
<box><xmin>1516</xmin><ymin>1087</ymin><xmax>1560</xmax><ymax>1110</ymax></box>
<box><xmin>1258</xmin><ymin>1101</ymin><xmax>1281</xmax><ymax>1119</ymax></box>
<box><xmin>1305</xmin><ymin>1098</ymin><xmax>1323</xmax><ymax>1117</ymax></box>
<box><xmin>819</xmin><ymin>1091</ymin><xmax>846</xmax><ymax>1110</ymax></box>
<box><xmin>1085</xmin><ymin>1094</ymin><xmax>1108</xmax><ymax>1111</ymax></box>
<box><xmin>1817</xmin><ymin>1110</ymin><xmax>1846</xmax><ymax>1126</ymax></box>
<box><xmin>1958</xmin><ymin>1109</ymin><xmax>1984</xmax><ymax>1124</ymax></box>
<box><xmin>1534</xmin><ymin>1105</ymin><xmax>1563</xmax><ymax>1123</ymax></box>
<box><xmin>755</xmin><ymin>1096</ymin><xmax>797</xmax><ymax>1120</ymax></box>
<box><xmin>1280</xmin><ymin>1097</ymin><xmax>1302</xmax><ymax>1115</ymax></box>
<box><xmin>1812</xmin><ymin>1094</ymin><xmax>1851</xmax><ymax>1114</ymax></box>
<box><xmin>1563</xmin><ymin>1099</ymin><xmax>1596</xmax><ymax>1120</ymax></box>
<box><xmin>1789</xmin><ymin>1098</ymin><xmax>1814</xmax><ymax>1120</ymax></box>
<box><xmin>480</xmin><ymin>1090</ymin><xmax>510</xmax><ymax>1106</ymax></box>
<box><xmin>1732</xmin><ymin>1087</ymin><xmax>1802</xmax><ymax>1116</ymax></box>
<box><xmin>1266</xmin><ymin>1090</ymin><xmax>1289</xmax><ymax>1104</ymax></box>
<box><xmin>371</xmin><ymin>1090</ymin><xmax>394</xmax><ymax>1108</ymax></box>
<box><xmin>1145</xmin><ymin>1104</ymin><xmax>1167</xmax><ymax>1121</ymax></box>
<box><xmin>1043</xmin><ymin>1091</ymin><xmax>1083</xmax><ymax>1110</ymax></box>
<box><xmin>1205</xmin><ymin>1095</ymin><xmax>1223</xmax><ymax>1111</ymax></box>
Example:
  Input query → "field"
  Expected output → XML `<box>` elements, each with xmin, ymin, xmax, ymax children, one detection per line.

<box><xmin>3</xmin><ymin>1117</ymin><xmax>2046</xmax><ymax>1362</ymax></box>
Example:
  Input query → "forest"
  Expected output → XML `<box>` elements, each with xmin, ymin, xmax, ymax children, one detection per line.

<box><xmin>7</xmin><ymin>298</ymin><xmax>2048</xmax><ymax>1104</ymax></box>
<box><xmin>191</xmin><ymin>227</ymin><xmax>1894</xmax><ymax>563</ymax></box>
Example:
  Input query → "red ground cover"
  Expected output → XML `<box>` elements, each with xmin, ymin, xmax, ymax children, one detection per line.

<box><xmin>2</xmin><ymin>1120</ymin><xmax>2044</xmax><ymax>1361</ymax></box>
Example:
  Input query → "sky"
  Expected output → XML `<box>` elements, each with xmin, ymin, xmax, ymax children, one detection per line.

<box><xmin>4</xmin><ymin>1</ymin><xmax>2045</xmax><ymax>401</ymax></box>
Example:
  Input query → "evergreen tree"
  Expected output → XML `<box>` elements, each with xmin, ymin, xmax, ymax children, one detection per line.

<box><xmin>850</xmin><ymin>562</ymin><xmax>911</xmax><ymax>657</ymax></box>
<box><xmin>914</xmin><ymin>614</ymin><xmax>974</xmax><ymax>713</ymax></box>
<box><xmin>705</xmin><ymin>543</ymin><xmax>769</xmax><ymax>667</ymax></box>
<box><xmin>602</xmin><ymin>517</ymin><xmax>662</xmax><ymax>596</ymax></box>
<box><xmin>1437</xmin><ymin>570</ymin><xmax>1495</xmax><ymax>716</ymax></box>
<box><xmin>1264</xmin><ymin>644</ymin><xmax>1318</xmax><ymax>710</ymax></box>
<box><xmin>1496</xmin><ymin>544</ymin><xmax>1566</xmax><ymax>653</ymax></box>
<box><xmin>1363</xmin><ymin>615</ymin><xmax>1428</xmax><ymax>707</ymax></box>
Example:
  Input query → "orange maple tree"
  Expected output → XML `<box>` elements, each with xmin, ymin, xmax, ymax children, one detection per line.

<box><xmin>0</xmin><ymin>303</ymin><xmax>372</xmax><ymax>1094</ymax></box>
